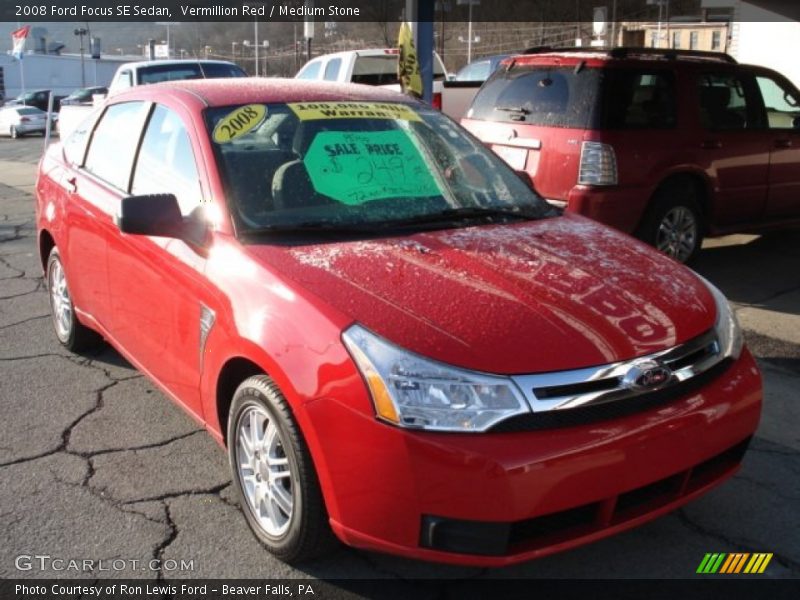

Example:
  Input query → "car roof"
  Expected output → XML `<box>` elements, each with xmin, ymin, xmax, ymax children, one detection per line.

<box><xmin>111</xmin><ymin>78</ymin><xmax>419</xmax><ymax>108</ymax></box>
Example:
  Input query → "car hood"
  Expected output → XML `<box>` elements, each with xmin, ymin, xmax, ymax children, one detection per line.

<box><xmin>246</xmin><ymin>214</ymin><xmax>716</xmax><ymax>374</ymax></box>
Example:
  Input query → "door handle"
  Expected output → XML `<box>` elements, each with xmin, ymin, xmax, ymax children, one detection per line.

<box><xmin>700</xmin><ymin>140</ymin><xmax>722</xmax><ymax>149</ymax></box>
<box><xmin>774</xmin><ymin>139</ymin><xmax>793</xmax><ymax>149</ymax></box>
<box><xmin>66</xmin><ymin>177</ymin><xmax>77</xmax><ymax>194</ymax></box>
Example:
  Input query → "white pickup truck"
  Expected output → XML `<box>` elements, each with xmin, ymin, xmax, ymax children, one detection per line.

<box><xmin>295</xmin><ymin>49</ymin><xmax>449</xmax><ymax>110</ymax></box>
<box><xmin>57</xmin><ymin>59</ymin><xmax>246</xmax><ymax>139</ymax></box>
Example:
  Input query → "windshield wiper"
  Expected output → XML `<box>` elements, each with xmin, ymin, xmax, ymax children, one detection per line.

<box><xmin>242</xmin><ymin>206</ymin><xmax>544</xmax><ymax>237</ymax></box>
<box><xmin>375</xmin><ymin>206</ymin><xmax>543</xmax><ymax>229</ymax></box>
<box><xmin>496</xmin><ymin>105</ymin><xmax>531</xmax><ymax>114</ymax></box>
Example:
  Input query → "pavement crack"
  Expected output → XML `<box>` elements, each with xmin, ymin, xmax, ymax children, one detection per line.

<box><xmin>0</xmin><ymin>314</ymin><xmax>49</xmax><ymax>329</ymax></box>
<box><xmin>119</xmin><ymin>482</ymin><xmax>231</xmax><ymax>505</ymax></box>
<box><xmin>0</xmin><ymin>255</ymin><xmax>25</xmax><ymax>279</ymax></box>
<box><xmin>153</xmin><ymin>502</ymin><xmax>178</xmax><ymax>582</ymax></box>
<box><xmin>75</xmin><ymin>430</ymin><xmax>205</xmax><ymax>459</ymax></box>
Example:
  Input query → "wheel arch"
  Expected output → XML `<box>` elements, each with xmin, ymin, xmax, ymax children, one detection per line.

<box><xmin>644</xmin><ymin>170</ymin><xmax>713</xmax><ymax>234</ymax></box>
<box><xmin>38</xmin><ymin>229</ymin><xmax>56</xmax><ymax>273</ymax></box>
<box><xmin>215</xmin><ymin>356</ymin><xmax>266</xmax><ymax>446</ymax></box>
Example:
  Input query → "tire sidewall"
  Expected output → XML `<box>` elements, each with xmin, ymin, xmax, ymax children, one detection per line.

<box><xmin>46</xmin><ymin>249</ymin><xmax>76</xmax><ymax>346</ymax></box>
<box><xmin>227</xmin><ymin>382</ymin><xmax>306</xmax><ymax>555</ymax></box>
<box><xmin>639</xmin><ymin>181</ymin><xmax>703</xmax><ymax>263</ymax></box>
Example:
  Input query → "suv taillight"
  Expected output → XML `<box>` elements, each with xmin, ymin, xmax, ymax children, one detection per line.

<box><xmin>578</xmin><ymin>142</ymin><xmax>618</xmax><ymax>186</ymax></box>
<box><xmin>432</xmin><ymin>92</ymin><xmax>442</xmax><ymax>111</ymax></box>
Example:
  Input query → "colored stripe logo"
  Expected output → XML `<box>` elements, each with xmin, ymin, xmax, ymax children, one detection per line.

<box><xmin>697</xmin><ymin>553</ymin><xmax>773</xmax><ymax>574</ymax></box>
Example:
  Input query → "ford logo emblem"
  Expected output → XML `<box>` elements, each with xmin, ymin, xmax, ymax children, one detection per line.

<box><xmin>622</xmin><ymin>360</ymin><xmax>673</xmax><ymax>391</ymax></box>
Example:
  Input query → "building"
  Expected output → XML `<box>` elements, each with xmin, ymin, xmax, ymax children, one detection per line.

<box><xmin>0</xmin><ymin>52</ymin><xmax>133</xmax><ymax>100</ymax></box>
<box><xmin>618</xmin><ymin>20</ymin><xmax>730</xmax><ymax>53</ymax></box>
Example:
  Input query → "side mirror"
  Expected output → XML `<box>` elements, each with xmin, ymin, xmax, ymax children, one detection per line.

<box><xmin>117</xmin><ymin>194</ymin><xmax>185</xmax><ymax>238</ymax></box>
<box><xmin>118</xmin><ymin>194</ymin><xmax>210</xmax><ymax>249</ymax></box>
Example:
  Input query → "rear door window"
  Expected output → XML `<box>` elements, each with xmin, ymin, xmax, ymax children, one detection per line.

<box><xmin>599</xmin><ymin>70</ymin><xmax>677</xmax><ymax>129</ymax></box>
<box><xmin>697</xmin><ymin>72</ymin><xmax>758</xmax><ymax>130</ymax></box>
<box><xmin>84</xmin><ymin>102</ymin><xmax>149</xmax><ymax>190</ymax></box>
<box><xmin>468</xmin><ymin>65</ymin><xmax>601</xmax><ymax>128</ymax></box>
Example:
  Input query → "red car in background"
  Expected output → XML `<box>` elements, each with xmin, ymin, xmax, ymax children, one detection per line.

<box><xmin>462</xmin><ymin>47</ymin><xmax>800</xmax><ymax>263</ymax></box>
<box><xmin>36</xmin><ymin>79</ymin><xmax>761</xmax><ymax>565</ymax></box>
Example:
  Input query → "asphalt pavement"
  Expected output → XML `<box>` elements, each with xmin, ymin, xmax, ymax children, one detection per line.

<box><xmin>0</xmin><ymin>136</ymin><xmax>798</xmax><ymax>586</ymax></box>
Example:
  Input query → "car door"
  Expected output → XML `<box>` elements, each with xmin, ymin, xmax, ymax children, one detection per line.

<box><xmin>62</xmin><ymin>101</ymin><xmax>149</xmax><ymax>330</ymax></box>
<box><xmin>754</xmin><ymin>71</ymin><xmax>800</xmax><ymax>218</ymax></box>
<box><xmin>106</xmin><ymin>103</ymin><xmax>210</xmax><ymax>418</ymax></box>
<box><xmin>694</xmin><ymin>70</ymin><xmax>771</xmax><ymax>226</ymax></box>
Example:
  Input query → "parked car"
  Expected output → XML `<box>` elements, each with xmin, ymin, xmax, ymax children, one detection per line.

<box><xmin>454</xmin><ymin>53</ymin><xmax>510</xmax><ymax>82</ymax></box>
<box><xmin>36</xmin><ymin>79</ymin><xmax>761</xmax><ymax>566</ymax></box>
<box><xmin>442</xmin><ymin>54</ymin><xmax>512</xmax><ymax>121</ymax></box>
<box><xmin>295</xmin><ymin>48</ymin><xmax>448</xmax><ymax>109</ymax></box>
<box><xmin>0</xmin><ymin>105</ymin><xmax>51</xmax><ymax>138</ymax></box>
<box><xmin>6</xmin><ymin>89</ymin><xmax>66</xmax><ymax>112</ymax></box>
<box><xmin>461</xmin><ymin>47</ymin><xmax>800</xmax><ymax>262</ymax></box>
<box><xmin>60</xmin><ymin>86</ymin><xmax>108</xmax><ymax>106</ymax></box>
<box><xmin>108</xmin><ymin>59</ymin><xmax>247</xmax><ymax>95</ymax></box>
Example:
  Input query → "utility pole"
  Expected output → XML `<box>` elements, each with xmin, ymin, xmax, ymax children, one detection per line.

<box><xmin>74</xmin><ymin>27</ymin><xmax>88</xmax><ymax>87</ymax></box>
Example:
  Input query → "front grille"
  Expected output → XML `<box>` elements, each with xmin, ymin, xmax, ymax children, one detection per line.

<box><xmin>494</xmin><ymin>329</ymin><xmax>727</xmax><ymax>431</ymax></box>
<box><xmin>420</xmin><ymin>437</ymin><xmax>751</xmax><ymax>557</ymax></box>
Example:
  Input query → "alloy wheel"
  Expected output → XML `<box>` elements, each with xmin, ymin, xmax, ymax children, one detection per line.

<box><xmin>656</xmin><ymin>206</ymin><xmax>698</xmax><ymax>263</ymax></box>
<box><xmin>235</xmin><ymin>404</ymin><xmax>294</xmax><ymax>537</ymax></box>
<box><xmin>48</xmin><ymin>258</ymin><xmax>72</xmax><ymax>342</ymax></box>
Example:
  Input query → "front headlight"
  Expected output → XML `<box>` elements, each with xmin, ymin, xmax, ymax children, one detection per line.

<box><xmin>702</xmin><ymin>277</ymin><xmax>743</xmax><ymax>360</ymax></box>
<box><xmin>342</xmin><ymin>324</ymin><xmax>530</xmax><ymax>432</ymax></box>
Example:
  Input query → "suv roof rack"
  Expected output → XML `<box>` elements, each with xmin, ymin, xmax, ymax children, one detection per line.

<box><xmin>522</xmin><ymin>46</ymin><xmax>737</xmax><ymax>64</ymax></box>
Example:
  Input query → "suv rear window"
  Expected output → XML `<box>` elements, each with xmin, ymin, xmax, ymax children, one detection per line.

<box><xmin>469</xmin><ymin>65</ymin><xmax>601</xmax><ymax>128</ymax></box>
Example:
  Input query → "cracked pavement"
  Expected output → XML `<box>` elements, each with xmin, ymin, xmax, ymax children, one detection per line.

<box><xmin>0</xmin><ymin>137</ymin><xmax>798</xmax><ymax>585</ymax></box>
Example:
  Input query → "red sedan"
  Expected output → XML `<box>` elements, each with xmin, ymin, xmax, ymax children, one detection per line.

<box><xmin>35</xmin><ymin>79</ymin><xmax>761</xmax><ymax>566</ymax></box>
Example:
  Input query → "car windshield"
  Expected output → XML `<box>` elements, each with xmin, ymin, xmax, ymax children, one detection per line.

<box><xmin>206</xmin><ymin>101</ymin><xmax>553</xmax><ymax>235</ymax></box>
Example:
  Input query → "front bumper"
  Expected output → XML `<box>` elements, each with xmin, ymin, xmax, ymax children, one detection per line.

<box><xmin>306</xmin><ymin>348</ymin><xmax>762</xmax><ymax>566</ymax></box>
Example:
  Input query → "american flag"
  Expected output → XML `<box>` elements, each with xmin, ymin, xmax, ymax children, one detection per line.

<box><xmin>11</xmin><ymin>25</ymin><xmax>31</xmax><ymax>60</ymax></box>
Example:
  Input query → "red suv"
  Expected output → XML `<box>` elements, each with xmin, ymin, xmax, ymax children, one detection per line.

<box><xmin>36</xmin><ymin>79</ymin><xmax>761</xmax><ymax>566</ymax></box>
<box><xmin>462</xmin><ymin>47</ymin><xmax>800</xmax><ymax>262</ymax></box>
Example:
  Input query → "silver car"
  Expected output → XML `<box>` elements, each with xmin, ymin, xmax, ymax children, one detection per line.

<box><xmin>0</xmin><ymin>106</ymin><xmax>51</xmax><ymax>138</ymax></box>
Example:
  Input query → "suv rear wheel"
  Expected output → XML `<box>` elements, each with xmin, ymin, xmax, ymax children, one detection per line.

<box><xmin>637</xmin><ymin>180</ymin><xmax>704</xmax><ymax>263</ymax></box>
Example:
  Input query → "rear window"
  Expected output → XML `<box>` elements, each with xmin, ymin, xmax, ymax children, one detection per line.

<box><xmin>17</xmin><ymin>107</ymin><xmax>42</xmax><ymax>115</ymax></box>
<box><xmin>137</xmin><ymin>62</ymin><xmax>245</xmax><ymax>85</ymax></box>
<box><xmin>469</xmin><ymin>65</ymin><xmax>601</xmax><ymax>128</ymax></box>
<box><xmin>352</xmin><ymin>54</ymin><xmax>446</xmax><ymax>86</ymax></box>
<box><xmin>470</xmin><ymin>64</ymin><xmax>678</xmax><ymax>130</ymax></box>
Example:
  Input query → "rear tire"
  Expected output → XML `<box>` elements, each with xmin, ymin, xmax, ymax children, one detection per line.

<box><xmin>228</xmin><ymin>375</ymin><xmax>336</xmax><ymax>563</ymax></box>
<box><xmin>46</xmin><ymin>248</ymin><xmax>102</xmax><ymax>352</ymax></box>
<box><xmin>637</xmin><ymin>179</ymin><xmax>704</xmax><ymax>264</ymax></box>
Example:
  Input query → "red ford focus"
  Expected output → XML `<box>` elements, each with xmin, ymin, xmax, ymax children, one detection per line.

<box><xmin>35</xmin><ymin>79</ymin><xmax>762</xmax><ymax>566</ymax></box>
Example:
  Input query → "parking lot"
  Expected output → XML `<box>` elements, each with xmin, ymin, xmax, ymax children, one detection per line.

<box><xmin>0</xmin><ymin>135</ymin><xmax>797</xmax><ymax>584</ymax></box>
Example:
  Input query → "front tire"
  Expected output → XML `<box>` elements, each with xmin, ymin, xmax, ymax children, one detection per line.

<box><xmin>46</xmin><ymin>248</ymin><xmax>102</xmax><ymax>351</ymax></box>
<box><xmin>637</xmin><ymin>180</ymin><xmax>704</xmax><ymax>263</ymax></box>
<box><xmin>10</xmin><ymin>125</ymin><xmax>18</xmax><ymax>139</ymax></box>
<box><xmin>228</xmin><ymin>375</ymin><xmax>335</xmax><ymax>562</ymax></box>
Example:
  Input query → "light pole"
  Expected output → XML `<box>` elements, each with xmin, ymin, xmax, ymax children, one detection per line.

<box><xmin>74</xmin><ymin>27</ymin><xmax>88</xmax><ymax>87</ymax></box>
<box><xmin>231</xmin><ymin>41</ymin><xmax>238</xmax><ymax>62</ymax></box>
<box><xmin>457</xmin><ymin>0</ymin><xmax>480</xmax><ymax>64</ymax></box>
